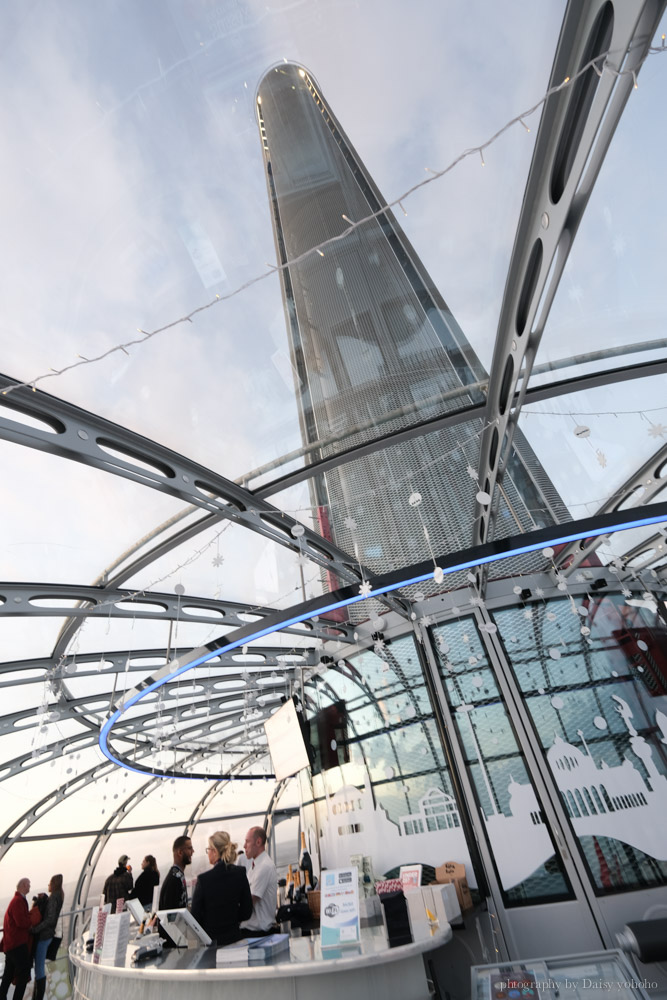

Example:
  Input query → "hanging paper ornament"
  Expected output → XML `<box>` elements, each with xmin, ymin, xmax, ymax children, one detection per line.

<box><xmin>542</xmin><ymin>547</ymin><xmax>554</xmax><ymax>558</ymax></box>
<box><xmin>466</xmin><ymin>464</ymin><xmax>479</xmax><ymax>480</ymax></box>
<box><xmin>358</xmin><ymin>580</ymin><xmax>372</xmax><ymax>597</ymax></box>
<box><xmin>596</xmin><ymin>449</ymin><xmax>607</xmax><ymax>468</ymax></box>
<box><xmin>408</xmin><ymin>492</ymin><xmax>422</xmax><ymax>507</ymax></box>
<box><xmin>647</xmin><ymin>423</ymin><xmax>666</xmax><ymax>438</ymax></box>
<box><xmin>574</xmin><ymin>425</ymin><xmax>590</xmax><ymax>438</ymax></box>
<box><xmin>433</xmin><ymin>567</ymin><xmax>444</xmax><ymax>583</ymax></box>
<box><xmin>344</xmin><ymin>515</ymin><xmax>358</xmax><ymax>531</ymax></box>
<box><xmin>476</xmin><ymin>490</ymin><xmax>491</xmax><ymax>505</ymax></box>
<box><xmin>290</xmin><ymin>523</ymin><xmax>305</xmax><ymax>538</ymax></box>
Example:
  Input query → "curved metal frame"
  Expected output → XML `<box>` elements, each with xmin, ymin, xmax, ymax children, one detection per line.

<box><xmin>473</xmin><ymin>0</ymin><xmax>666</xmax><ymax>571</ymax></box>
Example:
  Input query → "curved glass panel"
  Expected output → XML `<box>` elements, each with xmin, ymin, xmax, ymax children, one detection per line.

<box><xmin>493</xmin><ymin>591</ymin><xmax>667</xmax><ymax>894</ymax></box>
<box><xmin>433</xmin><ymin>616</ymin><xmax>574</xmax><ymax>906</ymax></box>
<box><xmin>302</xmin><ymin>635</ymin><xmax>478</xmax><ymax>887</ymax></box>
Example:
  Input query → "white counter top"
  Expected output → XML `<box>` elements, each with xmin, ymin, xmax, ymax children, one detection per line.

<box><xmin>71</xmin><ymin>923</ymin><xmax>452</xmax><ymax>1000</ymax></box>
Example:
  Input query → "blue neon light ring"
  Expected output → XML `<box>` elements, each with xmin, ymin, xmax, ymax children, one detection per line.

<box><xmin>99</xmin><ymin>503</ymin><xmax>667</xmax><ymax>779</ymax></box>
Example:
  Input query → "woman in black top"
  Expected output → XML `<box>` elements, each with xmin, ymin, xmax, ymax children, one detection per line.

<box><xmin>191</xmin><ymin>831</ymin><xmax>252</xmax><ymax>946</ymax></box>
<box><xmin>131</xmin><ymin>855</ymin><xmax>160</xmax><ymax>908</ymax></box>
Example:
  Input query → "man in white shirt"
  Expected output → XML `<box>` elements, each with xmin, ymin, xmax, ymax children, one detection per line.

<box><xmin>239</xmin><ymin>827</ymin><xmax>277</xmax><ymax>935</ymax></box>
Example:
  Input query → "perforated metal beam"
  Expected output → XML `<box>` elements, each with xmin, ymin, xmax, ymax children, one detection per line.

<box><xmin>472</xmin><ymin>0</ymin><xmax>666</xmax><ymax>564</ymax></box>
<box><xmin>0</xmin><ymin>374</ymin><xmax>365</xmax><ymax>587</ymax></box>
<box><xmin>0</xmin><ymin>582</ymin><xmax>353</xmax><ymax>645</ymax></box>
<box><xmin>557</xmin><ymin>442</ymin><xmax>667</xmax><ymax>574</ymax></box>
<box><xmin>0</xmin><ymin>645</ymin><xmax>320</xmax><ymax>685</ymax></box>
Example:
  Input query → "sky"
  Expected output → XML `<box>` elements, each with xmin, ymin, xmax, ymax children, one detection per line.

<box><xmin>1</xmin><ymin>0</ymin><xmax>666</xmax><ymax>910</ymax></box>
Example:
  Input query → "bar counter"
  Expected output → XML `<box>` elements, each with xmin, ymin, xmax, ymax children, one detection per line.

<box><xmin>70</xmin><ymin>923</ymin><xmax>452</xmax><ymax>1000</ymax></box>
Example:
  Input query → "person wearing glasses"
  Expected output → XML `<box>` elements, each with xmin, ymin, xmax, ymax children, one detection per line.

<box><xmin>191</xmin><ymin>832</ymin><xmax>252</xmax><ymax>946</ymax></box>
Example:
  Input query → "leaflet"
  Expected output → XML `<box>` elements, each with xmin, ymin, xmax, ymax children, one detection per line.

<box><xmin>320</xmin><ymin>866</ymin><xmax>360</xmax><ymax>950</ymax></box>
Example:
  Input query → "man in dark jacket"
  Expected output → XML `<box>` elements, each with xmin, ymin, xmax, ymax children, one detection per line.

<box><xmin>103</xmin><ymin>855</ymin><xmax>133</xmax><ymax>909</ymax></box>
<box><xmin>159</xmin><ymin>836</ymin><xmax>194</xmax><ymax>910</ymax></box>
<box><xmin>0</xmin><ymin>877</ymin><xmax>32</xmax><ymax>1000</ymax></box>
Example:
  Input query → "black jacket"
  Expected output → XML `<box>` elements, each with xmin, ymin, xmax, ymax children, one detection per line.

<box><xmin>191</xmin><ymin>862</ymin><xmax>252</xmax><ymax>947</ymax></box>
<box><xmin>103</xmin><ymin>868</ymin><xmax>133</xmax><ymax>908</ymax></box>
<box><xmin>159</xmin><ymin>866</ymin><xmax>188</xmax><ymax>911</ymax></box>
<box><xmin>32</xmin><ymin>891</ymin><xmax>63</xmax><ymax>942</ymax></box>
<box><xmin>131</xmin><ymin>869</ymin><xmax>160</xmax><ymax>907</ymax></box>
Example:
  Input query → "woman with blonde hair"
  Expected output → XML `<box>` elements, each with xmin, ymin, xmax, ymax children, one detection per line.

<box><xmin>191</xmin><ymin>832</ymin><xmax>252</xmax><ymax>946</ymax></box>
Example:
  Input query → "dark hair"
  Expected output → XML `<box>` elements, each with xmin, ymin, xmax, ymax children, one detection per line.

<box><xmin>50</xmin><ymin>874</ymin><xmax>64</xmax><ymax>902</ymax></box>
<box><xmin>144</xmin><ymin>855</ymin><xmax>160</xmax><ymax>876</ymax></box>
<box><xmin>172</xmin><ymin>835</ymin><xmax>191</xmax><ymax>852</ymax></box>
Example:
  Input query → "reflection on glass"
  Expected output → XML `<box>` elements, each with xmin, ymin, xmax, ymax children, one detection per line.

<box><xmin>433</xmin><ymin>617</ymin><xmax>573</xmax><ymax>906</ymax></box>
<box><xmin>494</xmin><ymin>592</ymin><xmax>667</xmax><ymax>894</ymax></box>
<box><xmin>302</xmin><ymin>636</ymin><xmax>475</xmax><ymax>885</ymax></box>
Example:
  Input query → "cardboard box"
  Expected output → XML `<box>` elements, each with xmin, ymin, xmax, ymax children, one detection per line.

<box><xmin>434</xmin><ymin>861</ymin><xmax>473</xmax><ymax>912</ymax></box>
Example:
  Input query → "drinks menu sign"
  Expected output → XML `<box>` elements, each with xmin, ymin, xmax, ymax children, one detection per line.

<box><xmin>320</xmin><ymin>867</ymin><xmax>360</xmax><ymax>949</ymax></box>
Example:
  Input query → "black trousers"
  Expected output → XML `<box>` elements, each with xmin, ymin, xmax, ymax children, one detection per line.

<box><xmin>0</xmin><ymin>943</ymin><xmax>31</xmax><ymax>1000</ymax></box>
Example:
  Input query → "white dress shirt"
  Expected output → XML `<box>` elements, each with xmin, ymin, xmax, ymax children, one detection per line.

<box><xmin>239</xmin><ymin>850</ymin><xmax>278</xmax><ymax>932</ymax></box>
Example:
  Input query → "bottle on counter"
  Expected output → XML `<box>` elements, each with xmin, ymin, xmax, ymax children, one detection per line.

<box><xmin>304</xmin><ymin>870</ymin><xmax>312</xmax><ymax>892</ymax></box>
<box><xmin>286</xmin><ymin>865</ymin><xmax>294</xmax><ymax>902</ymax></box>
<box><xmin>299</xmin><ymin>832</ymin><xmax>314</xmax><ymax>890</ymax></box>
<box><xmin>293</xmin><ymin>869</ymin><xmax>302</xmax><ymax>902</ymax></box>
<box><xmin>277</xmin><ymin>878</ymin><xmax>287</xmax><ymax>910</ymax></box>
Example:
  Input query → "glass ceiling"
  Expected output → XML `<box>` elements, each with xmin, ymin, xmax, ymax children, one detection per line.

<box><xmin>1</xmin><ymin>0</ymin><xmax>666</xmax><ymax>906</ymax></box>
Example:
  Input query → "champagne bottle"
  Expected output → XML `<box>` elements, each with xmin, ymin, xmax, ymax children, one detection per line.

<box><xmin>286</xmin><ymin>865</ymin><xmax>294</xmax><ymax>902</ymax></box>
<box><xmin>304</xmin><ymin>869</ymin><xmax>312</xmax><ymax>892</ymax></box>
<box><xmin>293</xmin><ymin>869</ymin><xmax>302</xmax><ymax>902</ymax></box>
<box><xmin>299</xmin><ymin>831</ymin><xmax>314</xmax><ymax>890</ymax></box>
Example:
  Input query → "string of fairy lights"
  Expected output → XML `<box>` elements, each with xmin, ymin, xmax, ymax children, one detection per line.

<box><xmin>1</xmin><ymin>40</ymin><xmax>665</xmax><ymax>401</ymax></box>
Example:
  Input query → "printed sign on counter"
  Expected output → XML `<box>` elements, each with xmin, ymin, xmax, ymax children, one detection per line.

<box><xmin>399</xmin><ymin>864</ymin><xmax>422</xmax><ymax>890</ymax></box>
<box><xmin>320</xmin><ymin>867</ymin><xmax>360</xmax><ymax>949</ymax></box>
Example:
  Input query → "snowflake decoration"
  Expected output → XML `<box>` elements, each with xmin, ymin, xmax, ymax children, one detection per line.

<box><xmin>344</xmin><ymin>516</ymin><xmax>358</xmax><ymax>531</ymax></box>
<box><xmin>358</xmin><ymin>580</ymin><xmax>373</xmax><ymax>598</ymax></box>
<box><xmin>373</xmin><ymin>639</ymin><xmax>386</xmax><ymax>657</ymax></box>
<box><xmin>596</xmin><ymin>449</ymin><xmax>607</xmax><ymax>468</ymax></box>
<box><xmin>466</xmin><ymin>464</ymin><xmax>479</xmax><ymax>481</ymax></box>
<box><xmin>622</xmin><ymin>587</ymin><xmax>632</xmax><ymax>598</ymax></box>
<box><xmin>523</xmin><ymin>608</ymin><xmax>534</xmax><ymax>620</ymax></box>
<box><xmin>420</xmin><ymin>615</ymin><xmax>434</xmax><ymax>627</ymax></box>
<box><xmin>212</xmin><ymin>554</ymin><xmax>224</xmax><ymax>567</ymax></box>
<box><xmin>648</xmin><ymin>423</ymin><xmax>666</xmax><ymax>439</ymax></box>
<box><xmin>469</xmin><ymin>595</ymin><xmax>485</xmax><ymax>607</ymax></box>
<box><xmin>535</xmin><ymin>587</ymin><xmax>545</xmax><ymax>599</ymax></box>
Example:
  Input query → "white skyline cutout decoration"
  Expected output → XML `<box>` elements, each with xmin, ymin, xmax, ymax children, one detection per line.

<box><xmin>316</xmin><ymin>696</ymin><xmax>667</xmax><ymax>891</ymax></box>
